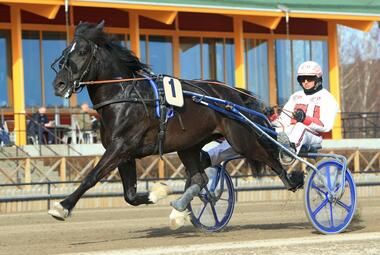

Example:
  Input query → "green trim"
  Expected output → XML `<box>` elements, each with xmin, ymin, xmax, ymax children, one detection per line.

<box><xmin>78</xmin><ymin>0</ymin><xmax>380</xmax><ymax>16</ymax></box>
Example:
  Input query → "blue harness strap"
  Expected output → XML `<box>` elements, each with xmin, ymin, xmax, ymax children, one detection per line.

<box><xmin>143</xmin><ymin>74</ymin><xmax>174</xmax><ymax>119</ymax></box>
<box><xmin>143</xmin><ymin>75</ymin><xmax>161</xmax><ymax>118</ymax></box>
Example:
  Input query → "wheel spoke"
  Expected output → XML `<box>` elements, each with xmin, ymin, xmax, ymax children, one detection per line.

<box><xmin>210</xmin><ymin>201</ymin><xmax>219</xmax><ymax>223</ymax></box>
<box><xmin>329</xmin><ymin>202</ymin><xmax>334</xmax><ymax>227</ymax></box>
<box><xmin>312</xmin><ymin>198</ymin><xmax>329</xmax><ymax>217</ymax></box>
<box><xmin>330</xmin><ymin>168</ymin><xmax>338</xmax><ymax>189</ymax></box>
<box><xmin>326</xmin><ymin>166</ymin><xmax>332</xmax><ymax>191</ymax></box>
<box><xmin>196</xmin><ymin>201</ymin><xmax>208</xmax><ymax>221</ymax></box>
<box><xmin>311</xmin><ymin>182</ymin><xmax>327</xmax><ymax>196</ymax></box>
<box><xmin>336</xmin><ymin>200</ymin><xmax>351</xmax><ymax>212</ymax></box>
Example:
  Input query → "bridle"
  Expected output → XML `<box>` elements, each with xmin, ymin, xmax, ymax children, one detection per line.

<box><xmin>51</xmin><ymin>36</ymin><xmax>99</xmax><ymax>98</ymax></box>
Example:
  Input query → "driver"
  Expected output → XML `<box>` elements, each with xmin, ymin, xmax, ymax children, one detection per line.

<box><xmin>271</xmin><ymin>60</ymin><xmax>339</xmax><ymax>154</ymax></box>
<box><xmin>202</xmin><ymin>60</ymin><xmax>339</xmax><ymax>166</ymax></box>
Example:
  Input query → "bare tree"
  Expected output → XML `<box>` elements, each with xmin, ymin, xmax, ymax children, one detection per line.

<box><xmin>339</xmin><ymin>23</ymin><xmax>380</xmax><ymax>113</ymax></box>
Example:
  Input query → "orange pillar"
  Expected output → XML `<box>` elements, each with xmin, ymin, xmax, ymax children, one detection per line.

<box><xmin>328</xmin><ymin>22</ymin><xmax>343</xmax><ymax>139</ymax></box>
<box><xmin>268</xmin><ymin>38</ymin><xmax>277</xmax><ymax>106</ymax></box>
<box><xmin>233</xmin><ymin>16</ymin><xmax>246</xmax><ymax>89</ymax></box>
<box><xmin>10</xmin><ymin>6</ymin><xmax>26</xmax><ymax>145</ymax></box>
<box><xmin>129</xmin><ymin>12</ymin><xmax>140</xmax><ymax>58</ymax></box>
<box><xmin>173</xmin><ymin>17</ymin><xmax>180</xmax><ymax>77</ymax></box>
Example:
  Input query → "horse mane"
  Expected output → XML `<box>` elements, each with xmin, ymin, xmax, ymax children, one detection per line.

<box><xmin>74</xmin><ymin>22</ymin><xmax>149</xmax><ymax>73</ymax></box>
<box><xmin>234</xmin><ymin>87</ymin><xmax>267</xmax><ymax>112</ymax></box>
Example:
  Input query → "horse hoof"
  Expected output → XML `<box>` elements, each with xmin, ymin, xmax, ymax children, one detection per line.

<box><xmin>48</xmin><ymin>202</ymin><xmax>70</xmax><ymax>221</ymax></box>
<box><xmin>149</xmin><ymin>182</ymin><xmax>171</xmax><ymax>203</ymax></box>
<box><xmin>287</xmin><ymin>170</ymin><xmax>304</xmax><ymax>192</ymax></box>
<box><xmin>169</xmin><ymin>208</ymin><xmax>190</xmax><ymax>230</ymax></box>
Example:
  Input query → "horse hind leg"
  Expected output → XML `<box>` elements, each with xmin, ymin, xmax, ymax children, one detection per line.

<box><xmin>170</xmin><ymin>146</ymin><xmax>208</xmax><ymax>212</ymax></box>
<box><xmin>118</xmin><ymin>160</ymin><xmax>171</xmax><ymax>205</ymax></box>
<box><xmin>223</xmin><ymin>120</ymin><xmax>303</xmax><ymax>191</ymax></box>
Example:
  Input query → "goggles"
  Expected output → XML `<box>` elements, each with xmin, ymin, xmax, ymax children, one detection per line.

<box><xmin>297</xmin><ymin>75</ymin><xmax>317</xmax><ymax>83</ymax></box>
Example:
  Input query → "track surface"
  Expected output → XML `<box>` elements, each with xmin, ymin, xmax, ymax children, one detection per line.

<box><xmin>1</xmin><ymin>198</ymin><xmax>380</xmax><ymax>255</ymax></box>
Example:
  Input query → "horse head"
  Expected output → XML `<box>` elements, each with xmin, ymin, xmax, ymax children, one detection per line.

<box><xmin>51</xmin><ymin>20</ymin><xmax>147</xmax><ymax>99</ymax></box>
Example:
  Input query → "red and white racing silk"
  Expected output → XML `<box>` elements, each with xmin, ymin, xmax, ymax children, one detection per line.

<box><xmin>272</xmin><ymin>88</ymin><xmax>339</xmax><ymax>153</ymax></box>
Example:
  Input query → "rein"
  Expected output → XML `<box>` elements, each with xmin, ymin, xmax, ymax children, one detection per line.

<box><xmin>78</xmin><ymin>77</ymin><xmax>148</xmax><ymax>86</ymax></box>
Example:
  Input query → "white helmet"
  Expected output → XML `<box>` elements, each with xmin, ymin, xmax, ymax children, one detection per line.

<box><xmin>297</xmin><ymin>61</ymin><xmax>323</xmax><ymax>78</ymax></box>
<box><xmin>297</xmin><ymin>61</ymin><xmax>323</xmax><ymax>94</ymax></box>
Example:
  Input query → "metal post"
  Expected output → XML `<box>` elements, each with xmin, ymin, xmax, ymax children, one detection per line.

<box><xmin>47</xmin><ymin>182</ymin><xmax>51</xmax><ymax>210</ymax></box>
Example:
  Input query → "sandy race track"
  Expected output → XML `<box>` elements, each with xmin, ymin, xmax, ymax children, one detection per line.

<box><xmin>1</xmin><ymin>198</ymin><xmax>380</xmax><ymax>255</ymax></box>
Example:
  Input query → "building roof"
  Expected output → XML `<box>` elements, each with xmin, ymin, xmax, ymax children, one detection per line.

<box><xmin>74</xmin><ymin>0</ymin><xmax>380</xmax><ymax>18</ymax></box>
<box><xmin>1</xmin><ymin>0</ymin><xmax>379</xmax><ymax>31</ymax></box>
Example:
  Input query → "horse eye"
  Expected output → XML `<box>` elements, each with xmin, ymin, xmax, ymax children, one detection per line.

<box><xmin>78</xmin><ymin>50</ymin><xmax>87</xmax><ymax>56</ymax></box>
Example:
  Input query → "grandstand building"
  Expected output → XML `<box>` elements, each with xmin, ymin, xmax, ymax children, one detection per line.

<box><xmin>0</xmin><ymin>0</ymin><xmax>380</xmax><ymax>144</ymax></box>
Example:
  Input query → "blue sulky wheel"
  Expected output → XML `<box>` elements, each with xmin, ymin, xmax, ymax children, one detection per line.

<box><xmin>304</xmin><ymin>160</ymin><xmax>357</xmax><ymax>234</ymax></box>
<box><xmin>187</xmin><ymin>166</ymin><xmax>235</xmax><ymax>232</ymax></box>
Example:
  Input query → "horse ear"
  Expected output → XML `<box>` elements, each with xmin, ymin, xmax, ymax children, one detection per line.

<box><xmin>96</xmin><ymin>20</ymin><xmax>105</xmax><ymax>31</ymax></box>
<box><xmin>78</xmin><ymin>20</ymin><xmax>83</xmax><ymax>25</ymax></box>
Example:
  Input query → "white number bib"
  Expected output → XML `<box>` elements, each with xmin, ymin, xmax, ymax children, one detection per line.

<box><xmin>163</xmin><ymin>76</ymin><xmax>184</xmax><ymax>107</ymax></box>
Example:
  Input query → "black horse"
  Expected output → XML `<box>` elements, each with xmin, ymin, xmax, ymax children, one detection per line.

<box><xmin>48</xmin><ymin>21</ymin><xmax>303</xmax><ymax>220</ymax></box>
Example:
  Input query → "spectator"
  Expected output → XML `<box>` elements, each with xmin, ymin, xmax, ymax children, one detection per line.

<box><xmin>77</xmin><ymin>103</ymin><xmax>92</xmax><ymax>131</ymax></box>
<box><xmin>0</xmin><ymin>121</ymin><xmax>11</xmax><ymax>146</ymax></box>
<box><xmin>77</xmin><ymin>103</ymin><xmax>98</xmax><ymax>143</ymax></box>
<box><xmin>90</xmin><ymin>115</ymin><xmax>100</xmax><ymax>143</ymax></box>
<box><xmin>27</xmin><ymin>107</ymin><xmax>53</xmax><ymax>144</ymax></box>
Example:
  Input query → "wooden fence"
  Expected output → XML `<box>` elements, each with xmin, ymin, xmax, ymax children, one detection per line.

<box><xmin>0</xmin><ymin>149</ymin><xmax>380</xmax><ymax>183</ymax></box>
<box><xmin>0</xmin><ymin>149</ymin><xmax>379</xmax><ymax>185</ymax></box>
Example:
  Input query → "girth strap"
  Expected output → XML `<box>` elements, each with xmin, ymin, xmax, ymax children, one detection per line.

<box><xmin>156</xmin><ymin>86</ymin><xmax>168</xmax><ymax>158</ymax></box>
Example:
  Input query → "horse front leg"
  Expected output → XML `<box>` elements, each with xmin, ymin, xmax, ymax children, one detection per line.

<box><xmin>48</xmin><ymin>141</ymin><xmax>124</xmax><ymax>220</ymax></box>
<box><xmin>118</xmin><ymin>160</ymin><xmax>170</xmax><ymax>206</ymax></box>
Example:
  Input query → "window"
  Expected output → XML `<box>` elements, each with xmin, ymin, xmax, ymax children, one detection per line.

<box><xmin>23</xmin><ymin>31</ymin><xmax>42</xmax><ymax>107</ymax></box>
<box><xmin>225</xmin><ymin>39</ymin><xmax>235</xmax><ymax>86</ymax></box>
<box><xmin>0</xmin><ymin>30</ymin><xmax>10</xmax><ymax>107</ymax></box>
<box><xmin>140</xmin><ymin>35</ymin><xmax>147</xmax><ymax>64</ymax></box>
<box><xmin>23</xmin><ymin>31</ymin><xmax>70</xmax><ymax>107</ymax></box>
<box><xmin>140</xmin><ymin>35</ymin><xmax>173</xmax><ymax>75</ymax></box>
<box><xmin>275</xmin><ymin>40</ymin><xmax>329</xmax><ymax>105</ymax></box>
<box><xmin>245</xmin><ymin>39</ymin><xmax>269</xmax><ymax>103</ymax></box>
<box><xmin>180</xmin><ymin>37</ymin><xmax>201</xmax><ymax>79</ymax></box>
<box><xmin>42</xmin><ymin>32</ymin><xmax>68</xmax><ymax>107</ymax></box>
<box><xmin>148</xmin><ymin>36</ymin><xmax>173</xmax><ymax>75</ymax></box>
<box><xmin>180</xmin><ymin>37</ymin><xmax>235</xmax><ymax>84</ymax></box>
<box><xmin>203</xmin><ymin>38</ymin><xmax>224</xmax><ymax>81</ymax></box>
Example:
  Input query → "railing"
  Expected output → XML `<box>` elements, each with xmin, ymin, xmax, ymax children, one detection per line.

<box><xmin>1</xmin><ymin>177</ymin><xmax>379</xmax><ymax>211</ymax></box>
<box><xmin>0</xmin><ymin>149</ymin><xmax>379</xmax><ymax>185</ymax></box>
<box><xmin>3</xmin><ymin>110</ymin><xmax>380</xmax><ymax>145</ymax></box>
<box><xmin>342</xmin><ymin>112</ymin><xmax>380</xmax><ymax>138</ymax></box>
